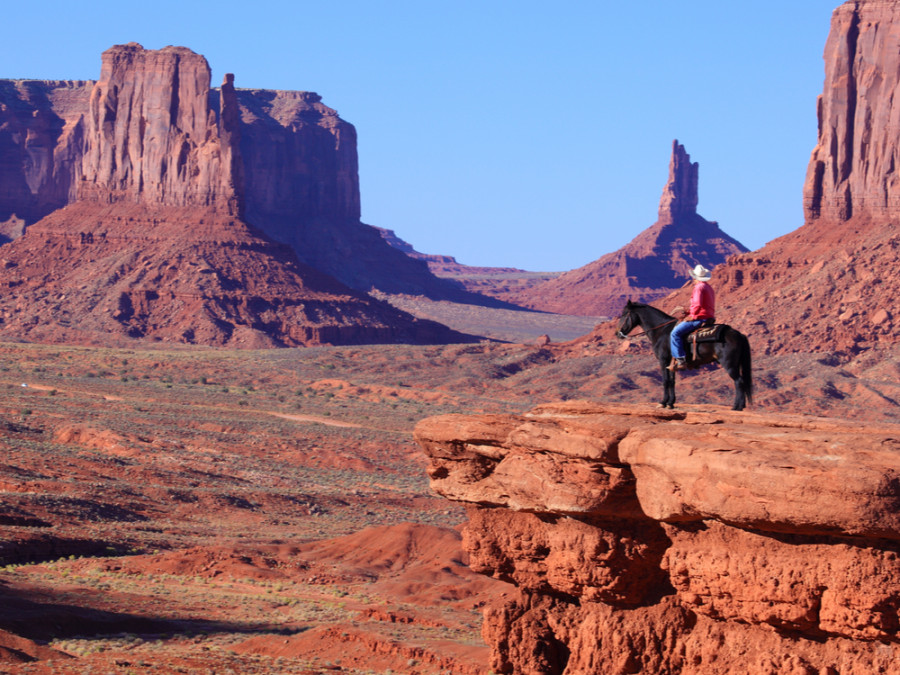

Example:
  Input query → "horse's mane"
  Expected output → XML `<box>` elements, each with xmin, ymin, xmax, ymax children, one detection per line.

<box><xmin>624</xmin><ymin>302</ymin><xmax>673</xmax><ymax>320</ymax></box>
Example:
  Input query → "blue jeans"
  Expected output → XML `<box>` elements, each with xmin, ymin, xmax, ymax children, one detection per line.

<box><xmin>670</xmin><ymin>319</ymin><xmax>705</xmax><ymax>360</ymax></box>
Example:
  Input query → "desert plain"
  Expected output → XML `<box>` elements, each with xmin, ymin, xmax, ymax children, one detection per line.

<box><xmin>0</xmin><ymin>331</ymin><xmax>896</xmax><ymax>673</ymax></box>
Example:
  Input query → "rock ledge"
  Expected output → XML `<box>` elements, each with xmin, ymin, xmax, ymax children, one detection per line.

<box><xmin>415</xmin><ymin>402</ymin><xmax>900</xmax><ymax>674</ymax></box>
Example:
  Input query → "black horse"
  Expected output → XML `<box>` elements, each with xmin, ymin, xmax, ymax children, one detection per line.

<box><xmin>616</xmin><ymin>300</ymin><xmax>753</xmax><ymax>411</ymax></box>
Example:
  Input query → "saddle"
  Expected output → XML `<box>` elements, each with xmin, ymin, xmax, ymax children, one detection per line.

<box><xmin>688</xmin><ymin>322</ymin><xmax>726</xmax><ymax>343</ymax></box>
<box><xmin>688</xmin><ymin>322</ymin><xmax>726</xmax><ymax>361</ymax></box>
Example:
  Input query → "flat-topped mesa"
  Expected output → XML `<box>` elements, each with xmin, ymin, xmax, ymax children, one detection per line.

<box><xmin>80</xmin><ymin>43</ymin><xmax>243</xmax><ymax>214</ymax></box>
<box><xmin>804</xmin><ymin>0</ymin><xmax>900</xmax><ymax>222</ymax></box>
<box><xmin>658</xmin><ymin>139</ymin><xmax>700</xmax><ymax>224</ymax></box>
<box><xmin>415</xmin><ymin>402</ymin><xmax>900</xmax><ymax>674</ymax></box>
<box><xmin>238</xmin><ymin>88</ymin><xmax>360</xmax><ymax>227</ymax></box>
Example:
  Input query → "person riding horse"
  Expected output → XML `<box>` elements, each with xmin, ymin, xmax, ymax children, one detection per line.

<box><xmin>668</xmin><ymin>264</ymin><xmax>715</xmax><ymax>371</ymax></box>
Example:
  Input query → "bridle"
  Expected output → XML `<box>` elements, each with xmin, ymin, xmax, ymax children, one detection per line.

<box><xmin>617</xmin><ymin>317</ymin><xmax>677</xmax><ymax>340</ymax></box>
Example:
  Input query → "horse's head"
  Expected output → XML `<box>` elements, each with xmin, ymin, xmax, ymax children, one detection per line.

<box><xmin>616</xmin><ymin>301</ymin><xmax>636</xmax><ymax>339</ymax></box>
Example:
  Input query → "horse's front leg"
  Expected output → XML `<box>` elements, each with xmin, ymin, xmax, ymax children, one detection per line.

<box><xmin>660</xmin><ymin>367</ymin><xmax>676</xmax><ymax>408</ymax></box>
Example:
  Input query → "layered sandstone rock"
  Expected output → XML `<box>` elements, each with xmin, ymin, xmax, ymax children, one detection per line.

<box><xmin>804</xmin><ymin>0</ymin><xmax>900</xmax><ymax>222</ymax></box>
<box><xmin>415</xmin><ymin>402</ymin><xmax>900</xmax><ymax>674</ymax></box>
<box><xmin>0</xmin><ymin>201</ymin><xmax>466</xmax><ymax>347</ymax></box>
<box><xmin>509</xmin><ymin>141</ymin><xmax>748</xmax><ymax>317</ymax></box>
<box><xmin>0</xmin><ymin>44</ymin><xmax>487</xmax><ymax>346</ymax></box>
<box><xmin>239</xmin><ymin>89</ymin><xmax>359</xmax><ymax>231</ymax></box>
<box><xmin>80</xmin><ymin>44</ymin><xmax>242</xmax><ymax>214</ymax></box>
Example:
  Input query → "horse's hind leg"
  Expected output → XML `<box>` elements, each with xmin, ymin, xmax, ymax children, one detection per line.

<box><xmin>725</xmin><ymin>363</ymin><xmax>746</xmax><ymax>410</ymax></box>
<box><xmin>661</xmin><ymin>368</ymin><xmax>676</xmax><ymax>408</ymax></box>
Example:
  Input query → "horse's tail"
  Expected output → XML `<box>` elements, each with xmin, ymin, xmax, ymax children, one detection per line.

<box><xmin>739</xmin><ymin>332</ymin><xmax>753</xmax><ymax>406</ymax></box>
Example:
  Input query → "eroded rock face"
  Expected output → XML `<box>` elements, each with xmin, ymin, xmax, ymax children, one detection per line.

<box><xmin>0</xmin><ymin>43</ymin><xmax>482</xmax><ymax>309</ymax></box>
<box><xmin>656</xmin><ymin>0</ymin><xmax>900</xmax><ymax>357</ymax></box>
<box><xmin>657</xmin><ymin>140</ymin><xmax>699</xmax><ymax>223</ymax></box>
<box><xmin>0</xmin><ymin>201</ymin><xmax>467</xmax><ymax>347</ymax></box>
<box><xmin>0</xmin><ymin>44</ymin><xmax>484</xmax><ymax>346</ymax></box>
<box><xmin>0</xmin><ymin>80</ymin><xmax>90</xmax><ymax>235</ymax></box>
<box><xmin>80</xmin><ymin>44</ymin><xmax>242</xmax><ymax>214</ymax></box>
<box><xmin>804</xmin><ymin>0</ymin><xmax>900</xmax><ymax>222</ymax></box>
<box><xmin>415</xmin><ymin>402</ymin><xmax>900</xmax><ymax>674</ymax></box>
<box><xmin>239</xmin><ymin>89</ymin><xmax>359</xmax><ymax>229</ymax></box>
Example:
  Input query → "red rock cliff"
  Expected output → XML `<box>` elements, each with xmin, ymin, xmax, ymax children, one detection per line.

<box><xmin>0</xmin><ymin>44</ymin><xmax>488</xmax><ymax>303</ymax></box>
<box><xmin>804</xmin><ymin>0</ymin><xmax>900</xmax><ymax>222</ymax></box>
<box><xmin>0</xmin><ymin>80</ymin><xmax>90</xmax><ymax>236</ymax></box>
<box><xmin>415</xmin><ymin>402</ymin><xmax>900</xmax><ymax>674</ymax></box>
<box><xmin>0</xmin><ymin>45</ymin><xmax>474</xmax><ymax>347</ymax></box>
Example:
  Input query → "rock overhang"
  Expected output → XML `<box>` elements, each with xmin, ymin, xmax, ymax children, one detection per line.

<box><xmin>415</xmin><ymin>400</ymin><xmax>900</xmax><ymax>540</ymax></box>
<box><xmin>416</xmin><ymin>401</ymin><xmax>900</xmax><ymax>673</ymax></box>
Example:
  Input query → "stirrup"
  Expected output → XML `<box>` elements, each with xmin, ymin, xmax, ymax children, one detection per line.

<box><xmin>667</xmin><ymin>358</ymin><xmax>687</xmax><ymax>372</ymax></box>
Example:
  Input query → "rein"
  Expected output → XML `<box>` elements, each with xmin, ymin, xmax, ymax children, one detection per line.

<box><xmin>625</xmin><ymin>318</ymin><xmax>677</xmax><ymax>339</ymax></box>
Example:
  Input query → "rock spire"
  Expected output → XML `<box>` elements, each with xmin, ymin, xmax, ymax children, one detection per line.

<box><xmin>676</xmin><ymin>0</ymin><xmax>900</xmax><ymax>357</ymax></box>
<box><xmin>658</xmin><ymin>139</ymin><xmax>699</xmax><ymax>224</ymax></box>
<box><xmin>501</xmin><ymin>140</ymin><xmax>746</xmax><ymax>316</ymax></box>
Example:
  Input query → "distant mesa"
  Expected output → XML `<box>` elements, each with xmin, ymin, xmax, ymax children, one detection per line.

<box><xmin>0</xmin><ymin>45</ymin><xmax>514</xmax><ymax>309</ymax></box>
<box><xmin>376</xmin><ymin>227</ymin><xmax>459</xmax><ymax>266</ymax></box>
<box><xmin>503</xmin><ymin>140</ymin><xmax>748</xmax><ymax>317</ymax></box>
<box><xmin>376</xmin><ymin>226</ymin><xmax>562</xmax><ymax>303</ymax></box>
<box><xmin>0</xmin><ymin>43</ymin><xmax>478</xmax><ymax>347</ymax></box>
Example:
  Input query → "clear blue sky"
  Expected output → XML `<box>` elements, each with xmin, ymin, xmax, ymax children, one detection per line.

<box><xmin>3</xmin><ymin>1</ymin><xmax>839</xmax><ymax>271</ymax></box>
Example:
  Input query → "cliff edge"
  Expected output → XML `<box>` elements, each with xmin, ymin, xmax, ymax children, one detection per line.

<box><xmin>415</xmin><ymin>402</ymin><xmax>900</xmax><ymax>674</ymax></box>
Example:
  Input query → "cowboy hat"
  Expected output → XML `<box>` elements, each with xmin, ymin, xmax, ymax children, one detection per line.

<box><xmin>689</xmin><ymin>264</ymin><xmax>712</xmax><ymax>281</ymax></box>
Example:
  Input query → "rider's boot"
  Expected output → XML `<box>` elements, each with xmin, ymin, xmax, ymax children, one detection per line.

<box><xmin>667</xmin><ymin>357</ymin><xmax>687</xmax><ymax>371</ymax></box>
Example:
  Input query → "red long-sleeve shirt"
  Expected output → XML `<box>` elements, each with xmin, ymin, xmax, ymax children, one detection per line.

<box><xmin>689</xmin><ymin>281</ymin><xmax>715</xmax><ymax>320</ymax></box>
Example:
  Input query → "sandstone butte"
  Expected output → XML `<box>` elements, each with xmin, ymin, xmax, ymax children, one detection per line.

<box><xmin>0</xmin><ymin>44</ymin><xmax>478</xmax><ymax>347</ymax></box>
<box><xmin>493</xmin><ymin>141</ymin><xmax>749</xmax><ymax>317</ymax></box>
<box><xmin>415</xmin><ymin>401</ymin><xmax>900</xmax><ymax>674</ymax></box>
<box><xmin>0</xmin><ymin>43</ymin><xmax>491</xmax><ymax>303</ymax></box>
